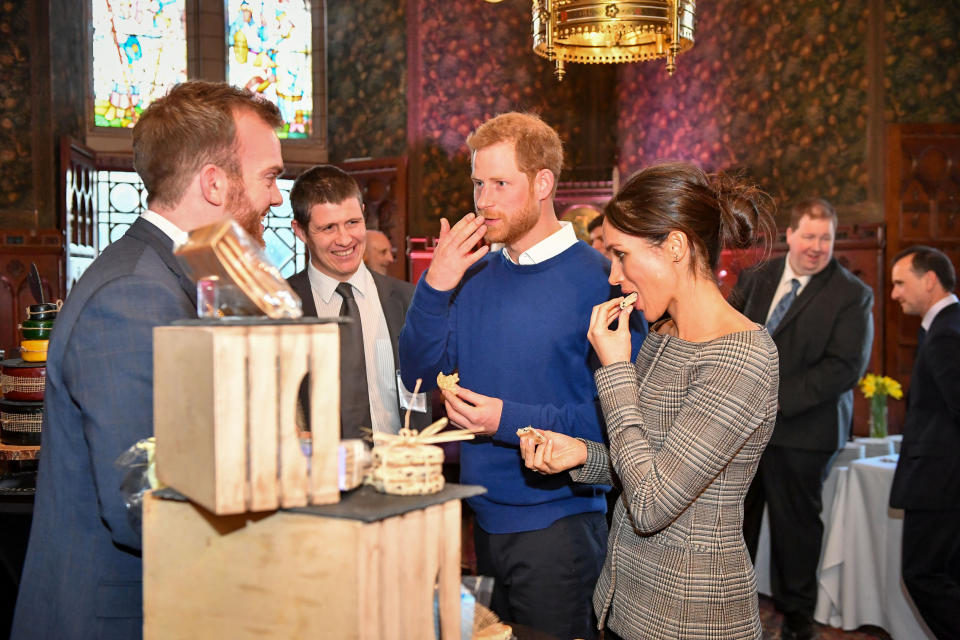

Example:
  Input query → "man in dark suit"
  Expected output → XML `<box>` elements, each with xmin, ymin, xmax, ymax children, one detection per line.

<box><xmin>11</xmin><ymin>82</ymin><xmax>285</xmax><ymax>640</ymax></box>
<box><xmin>733</xmin><ymin>198</ymin><xmax>874</xmax><ymax>640</ymax></box>
<box><xmin>287</xmin><ymin>165</ymin><xmax>431</xmax><ymax>436</ymax></box>
<box><xmin>889</xmin><ymin>245</ymin><xmax>960</xmax><ymax>640</ymax></box>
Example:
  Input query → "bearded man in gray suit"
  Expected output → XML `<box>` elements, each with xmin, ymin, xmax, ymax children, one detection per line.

<box><xmin>12</xmin><ymin>81</ymin><xmax>285</xmax><ymax>640</ymax></box>
<box><xmin>287</xmin><ymin>165</ymin><xmax>431</xmax><ymax>437</ymax></box>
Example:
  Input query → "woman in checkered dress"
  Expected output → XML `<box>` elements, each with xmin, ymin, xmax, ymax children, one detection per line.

<box><xmin>520</xmin><ymin>162</ymin><xmax>780</xmax><ymax>640</ymax></box>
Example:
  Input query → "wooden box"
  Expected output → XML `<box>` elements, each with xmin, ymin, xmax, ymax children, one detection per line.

<box><xmin>153</xmin><ymin>320</ymin><xmax>340</xmax><ymax>514</ymax></box>
<box><xmin>143</xmin><ymin>486</ymin><xmax>482</xmax><ymax>639</ymax></box>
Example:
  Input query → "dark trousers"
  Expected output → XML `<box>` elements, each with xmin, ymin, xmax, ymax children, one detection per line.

<box><xmin>474</xmin><ymin>511</ymin><xmax>607</xmax><ymax>640</ymax></box>
<box><xmin>743</xmin><ymin>445</ymin><xmax>836</xmax><ymax>619</ymax></box>
<box><xmin>902</xmin><ymin>509</ymin><xmax>960</xmax><ymax>639</ymax></box>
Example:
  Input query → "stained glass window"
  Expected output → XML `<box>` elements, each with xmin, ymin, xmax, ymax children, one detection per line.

<box><xmin>226</xmin><ymin>0</ymin><xmax>313</xmax><ymax>139</ymax></box>
<box><xmin>96</xmin><ymin>171</ymin><xmax>305</xmax><ymax>278</ymax></box>
<box><xmin>91</xmin><ymin>0</ymin><xmax>188</xmax><ymax>129</ymax></box>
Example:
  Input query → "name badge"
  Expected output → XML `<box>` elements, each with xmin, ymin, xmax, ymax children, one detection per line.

<box><xmin>397</xmin><ymin>370</ymin><xmax>428</xmax><ymax>413</ymax></box>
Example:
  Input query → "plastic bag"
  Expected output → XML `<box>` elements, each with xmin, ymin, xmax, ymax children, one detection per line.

<box><xmin>115</xmin><ymin>437</ymin><xmax>160</xmax><ymax>536</ymax></box>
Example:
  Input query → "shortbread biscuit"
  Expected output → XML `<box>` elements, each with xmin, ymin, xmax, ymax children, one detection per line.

<box><xmin>436</xmin><ymin>371</ymin><xmax>460</xmax><ymax>391</ymax></box>
<box><xmin>516</xmin><ymin>426</ymin><xmax>546</xmax><ymax>445</ymax></box>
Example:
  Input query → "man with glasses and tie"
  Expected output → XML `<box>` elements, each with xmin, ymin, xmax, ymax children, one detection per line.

<box><xmin>732</xmin><ymin>198</ymin><xmax>874</xmax><ymax>640</ymax></box>
<box><xmin>889</xmin><ymin>245</ymin><xmax>960</xmax><ymax>640</ymax></box>
<box><xmin>287</xmin><ymin>165</ymin><xmax>432</xmax><ymax>438</ymax></box>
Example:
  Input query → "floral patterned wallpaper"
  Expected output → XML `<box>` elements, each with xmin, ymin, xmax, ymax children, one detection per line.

<box><xmin>3</xmin><ymin>1</ymin><xmax>958</xmax><ymax>231</ymax></box>
<box><xmin>884</xmin><ymin>0</ymin><xmax>960</xmax><ymax>123</ymax></box>
<box><xmin>0</xmin><ymin>0</ymin><xmax>32</xmax><ymax>213</ymax></box>
<box><xmin>326</xmin><ymin>1</ymin><xmax>408</xmax><ymax>162</ymax></box>
<box><xmin>617</xmin><ymin>0</ymin><xmax>871</xmax><ymax>214</ymax></box>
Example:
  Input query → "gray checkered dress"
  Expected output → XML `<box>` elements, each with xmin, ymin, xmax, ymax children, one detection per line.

<box><xmin>571</xmin><ymin>326</ymin><xmax>778</xmax><ymax>640</ymax></box>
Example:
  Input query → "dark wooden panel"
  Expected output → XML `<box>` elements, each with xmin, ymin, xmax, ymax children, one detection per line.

<box><xmin>884</xmin><ymin>123</ymin><xmax>960</xmax><ymax>433</ymax></box>
<box><xmin>337</xmin><ymin>157</ymin><xmax>408</xmax><ymax>282</ymax></box>
<box><xmin>0</xmin><ymin>231</ymin><xmax>65</xmax><ymax>358</ymax></box>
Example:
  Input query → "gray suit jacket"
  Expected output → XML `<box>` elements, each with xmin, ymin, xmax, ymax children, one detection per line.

<box><xmin>13</xmin><ymin>217</ymin><xmax>196</xmax><ymax>640</ymax></box>
<box><xmin>287</xmin><ymin>267</ymin><xmax>432</xmax><ymax>431</ymax></box>
<box><xmin>731</xmin><ymin>256</ymin><xmax>874</xmax><ymax>451</ymax></box>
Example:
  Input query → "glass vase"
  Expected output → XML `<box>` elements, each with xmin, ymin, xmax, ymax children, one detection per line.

<box><xmin>869</xmin><ymin>394</ymin><xmax>888</xmax><ymax>439</ymax></box>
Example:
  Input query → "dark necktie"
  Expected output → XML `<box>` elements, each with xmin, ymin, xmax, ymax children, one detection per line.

<box><xmin>917</xmin><ymin>326</ymin><xmax>927</xmax><ymax>348</ymax></box>
<box><xmin>336</xmin><ymin>282</ymin><xmax>371</xmax><ymax>439</ymax></box>
<box><xmin>766</xmin><ymin>278</ymin><xmax>800</xmax><ymax>333</ymax></box>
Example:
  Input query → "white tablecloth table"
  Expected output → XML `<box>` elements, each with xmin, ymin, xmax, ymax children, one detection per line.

<box><xmin>814</xmin><ymin>455</ymin><xmax>934</xmax><ymax>638</ymax></box>
<box><xmin>852</xmin><ymin>436</ymin><xmax>897</xmax><ymax>457</ymax></box>
<box><xmin>754</xmin><ymin>441</ymin><xmax>864</xmax><ymax>596</ymax></box>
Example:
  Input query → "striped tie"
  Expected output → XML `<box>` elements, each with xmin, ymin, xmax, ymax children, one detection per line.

<box><xmin>767</xmin><ymin>278</ymin><xmax>800</xmax><ymax>333</ymax></box>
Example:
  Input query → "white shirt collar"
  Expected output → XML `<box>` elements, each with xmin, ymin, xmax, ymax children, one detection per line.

<box><xmin>307</xmin><ymin>260</ymin><xmax>371</xmax><ymax>304</ymax></box>
<box><xmin>496</xmin><ymin>221</ymin><xmax>578</xmax><ymax>266</ymax></box>
<box><xmin>141</xmin><ymin>210</ymin><xmax>189</xmax><ymax>247</ymax></box>
<box><xmin>781</xmin><ymin>257</ymin><xmax>813</xmax><ymax>292</ymax></box>
<box><xmin>922</xmin><ymin>293</ymin><xmax>960</xmax><ymax>330</ymax></box>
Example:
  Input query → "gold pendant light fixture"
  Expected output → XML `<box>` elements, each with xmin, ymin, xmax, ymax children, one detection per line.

<box><xmin>532</xmin><ymin>0</ymin><xmax>696</xmax><ymax>80</ymax></box>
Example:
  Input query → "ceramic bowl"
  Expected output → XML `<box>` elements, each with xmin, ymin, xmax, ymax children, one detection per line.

<box><xmin>25</xmin><ymin>310</ymin><xmax>58</xmax><ymax>321</ymax></box>
<box><xmin>20</xmin><ymin>340</ymin><xmax>48</xmax><ymax>363</ymax></box>
<box><xmin>20</xmin><ymin>319</ymin><xmax>55</xmax><ymax>330</ymax></box>
<box><xmin>19</xmin><ymin>326</ymin><xmax>52</xmax><ymax>341</ymax></box>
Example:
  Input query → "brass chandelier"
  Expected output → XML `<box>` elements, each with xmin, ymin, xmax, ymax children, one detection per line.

<box><xmin>532</xmin><ymin>0</ymin><xmax>696</xmax><ymax>80</ymax></box>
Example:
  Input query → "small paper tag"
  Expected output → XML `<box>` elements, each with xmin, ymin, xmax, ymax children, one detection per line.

<box><xmin>397</xmin><ymin>370</ymin><xmax>428</xmax><ymax>412</ymax></box>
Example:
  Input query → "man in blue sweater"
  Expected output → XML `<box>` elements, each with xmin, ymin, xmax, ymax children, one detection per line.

<box><xmin>399</xmin><ymin>112</ymin><xmax>646</xmax><ymax>639</ymax></box>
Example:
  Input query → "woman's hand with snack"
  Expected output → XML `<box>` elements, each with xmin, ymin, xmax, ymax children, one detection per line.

<box><xmin>587</xmin><ymin>297</ymin><xmax>634</xmax><ymax>366</ymax></box>
<box><xmin>518</xmin><ymin>428</ymin><xmax>588</xmax><ymax>475</ymax></box>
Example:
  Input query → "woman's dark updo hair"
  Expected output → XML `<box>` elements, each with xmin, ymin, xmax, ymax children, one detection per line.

<box><xmin>604</xmin><ymin>162</ymin><xmax>776</xmax><ymax>276</ymax></box>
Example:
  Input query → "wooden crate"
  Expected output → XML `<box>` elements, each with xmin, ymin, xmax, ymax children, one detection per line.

<box><xmin>153</xmin><ymin>321</ymin><xmax>340</xmax><ymax>514</ymax></box>
<box><xmin>143</xmin><ymin>487</ymin><xmax>478</xmax><ymax>640</ymax></box>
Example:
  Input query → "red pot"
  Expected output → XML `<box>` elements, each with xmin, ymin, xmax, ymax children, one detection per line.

<box><xmin>0</xmin><ymin>398</ymin><xmax>43</xmax><ymax>446</ymax></box>
<box><xmin>1</xmin><ymin>359</ymin><xmax>47</xmax><ymax>402</ymax></box>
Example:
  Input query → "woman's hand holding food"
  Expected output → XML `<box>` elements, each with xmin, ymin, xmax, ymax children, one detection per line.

<box><xmin>518</xmin><ymin>429</ymin><xmax>588</xmax><ymax>475</ymax></box>
<box><xmin>424</xmin><ymin>213</ymin><xmax>489</xmax><ymax>291</ymax></box>
<box><xmin>587</xmin><ymin>297</ymin><xmax>634</xmax><ymax>366</ymax></box>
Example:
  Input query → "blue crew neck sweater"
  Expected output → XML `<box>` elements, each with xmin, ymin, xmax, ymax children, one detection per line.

<box><xmin>400</xmin><ymin>241</ymin><xmax>647</xmax><ymax>534</ymax></box>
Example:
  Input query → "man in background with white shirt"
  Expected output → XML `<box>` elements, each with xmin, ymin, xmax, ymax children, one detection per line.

<box><xmin>287</xmin><ymin>165</ymin><xmax>431</xmax><ymax>437</ymax></box>
<box><xmin>13</xmin><ymin>81</ymin><xmax>285</xmax><ymax>640</ymax></box>
<box><xmin>889</xmin><ymin>245</ymin><xmax>960</xmax><ymax>640</ymax></box>
<box><xmin>398</xmin><ymin>112</ymin><xmax>646</xmax><ymax>639</ymax></box>
<box><xmin>733</xmin><ymin>198</ymin><xmax>874</xmax><ymax>640</ymax></box>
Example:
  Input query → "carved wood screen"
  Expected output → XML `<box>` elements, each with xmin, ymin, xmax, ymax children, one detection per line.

<box><xmin>60</xmin><ymin>137</ymin><xmax>100</xmax><ymax>292</ymax></box>
<box><xmin>884</xmin><ymin>123</ymin><xmax>960</xmax><ymax>431</ymax></box>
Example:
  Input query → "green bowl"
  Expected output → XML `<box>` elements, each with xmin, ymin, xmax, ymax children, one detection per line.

<box><xmin>20</xmin><ymin>319</ymin><xmax>54</xmax><ymax>330</ymax></box>
<box><xmin>20</xmin><ymin>326</ymin><xmax>52</xmax><ymax>340</ymax></box>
